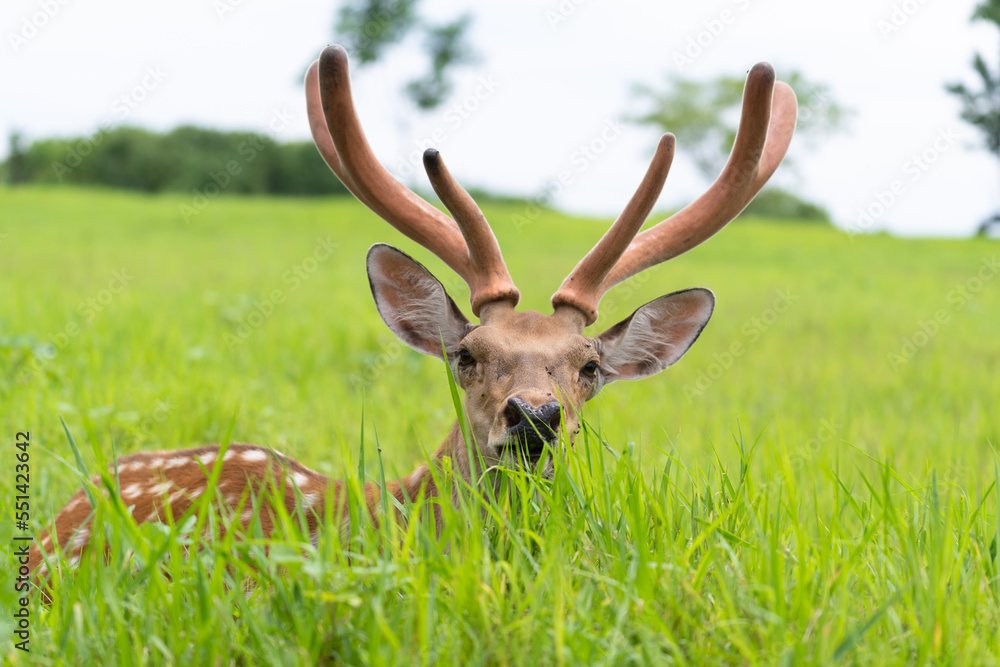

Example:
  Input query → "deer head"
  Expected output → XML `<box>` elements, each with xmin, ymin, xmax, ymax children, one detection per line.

<box><xmin>306</xmin><ymin>46</ymin><xmax>797</xmax><ymax>473</ymax></box>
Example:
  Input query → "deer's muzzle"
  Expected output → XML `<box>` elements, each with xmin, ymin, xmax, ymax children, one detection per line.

<box><xmin>502</xmin><ymin>398</ymin><xmax>561</xmax><ymax>458</ymax></box>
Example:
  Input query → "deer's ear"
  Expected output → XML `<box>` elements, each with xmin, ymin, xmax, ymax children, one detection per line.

<box><xmin>595</xmin><ymin>288</ymin><xmax>714</xmax><ymax>383</ymax></box>
<box><xmin>367</xmin><ymin>244</ymin><xmax>472</xmax><ymax>360</ymax></box>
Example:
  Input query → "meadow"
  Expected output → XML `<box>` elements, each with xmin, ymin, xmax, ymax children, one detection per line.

<box><xmin>1</xmin><ymin>185</ymin><xmax>999</xmax><ymax>665</ymax></box>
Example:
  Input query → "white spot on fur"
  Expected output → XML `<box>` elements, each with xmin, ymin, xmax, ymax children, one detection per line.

<box><xmin>148</xmin><ymin>458</ymin><xmax>164</xmax><ymax>468</ymax></box>
<box><xmin>241</xmin><ymin>449</ymin><xmax>267</xmax><ymax>463</ymax></box>
<box><xmin>150</xmin><ymin>482</ymin><xmax>173</xmax><ymax>496</ymax></box>
<box><xmin>41</xmin><ymin>535</ymin><xmax>52</xmax><ymax>549</ymax></box>
<box><xmin>146</xmin><ymin>508</ymin><xmax>160</xmax><ymax>522</ymax></box>
<box><xmin>292</xmin><ymin>472</ymin><xmax>310</xmax><ymax>488</ymax></box>
<box><xmin>240</xmin><ymin>509</ymin><xmax>254</xmax><ymax>523</ymax></box>
<box><xmin>70</xmin><ymin>528</ymin><xmax>90</xmax><ymax>550</ymax></box>
<box><xmin>122</xmin><ymin>483</ymin><xmax>144</xmax><ymax>499</ymax></box>
<box><xmin>310</xmin><ymin>531</ymin><xmax>319</xmax><ymax>548</ymax></box>
<box><xmin>197</xmin><ymin>452</ymin><xmax>217</xmax><ymax>466</ymax></box>
<box><xmin>304</xmin><ymin>492</ymin><xmax>320</xmax><ymax>508</ymax></box>
<box><xmin>164</xmin><ymin>457</ymin><xmax>188</xmax><ymax>469</ymax></box>
<box><xmin>223</xmin><ymin>449</ymin><xmax>237</xmax><ymax>461</ymax></box>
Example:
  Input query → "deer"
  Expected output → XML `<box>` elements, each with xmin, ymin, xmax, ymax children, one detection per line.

<box><xmin>27</xmin><ymin>46</ymin><xmax>797</xmax><ymax>582</ymax></box>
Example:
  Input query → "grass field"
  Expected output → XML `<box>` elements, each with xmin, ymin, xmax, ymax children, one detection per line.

<box><xmin>1</xmin><ymin>185</ymin><xmax>999</xmax><ymax>665</ymax></box>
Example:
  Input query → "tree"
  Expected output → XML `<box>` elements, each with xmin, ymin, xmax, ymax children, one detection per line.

<box><xmin>6</xmin><ymin>131</ymin><xmax>26</xmax><ymax>184</ymax></box>
<box><xmin>946</xmin><ymin>0</ymin><xmax>1000</xmax><ymax>236</ymax></box>
<box><xmin>4</xmin><ymin>126</ymin><xmax>349</xmax><ymax>196</ymax></box>
<box><xmin>631</xmin><ymin>70</ymin><xmax>849</xmax><ymax>180</ymax></box>
<box><xmin>333</xmin><ymin>0</ymin><xmax>476</xmax><ymax>110</ymax></box>
<box><xmin>629</xmin><ymin>69</ymin><xmax>848</xmax><ymax>222</ymax></box>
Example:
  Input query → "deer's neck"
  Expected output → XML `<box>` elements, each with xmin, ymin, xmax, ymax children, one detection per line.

<box><xmin>360</xmin><ymin>419</ymin><xmax>473</xmax><ymax>524</ymax></box>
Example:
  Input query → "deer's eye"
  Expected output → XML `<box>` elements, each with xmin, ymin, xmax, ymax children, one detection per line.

<box><xmin>580</xmin><ymin>361</ymin><xmax>599</xmax><ymax>378</ymax></box>
<box><xmin>457</xmin><ymin>349</ymin><xmax>475</xmax><ymax>367</ymax></box>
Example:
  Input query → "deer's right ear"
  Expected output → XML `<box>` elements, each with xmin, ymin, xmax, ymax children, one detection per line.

<box><xmin>367</xmin><ymin>244</ymin><xmax>473</xmax><ymax>360</ymax></box>
<box><xmin>595</xmin><ymin>288</ymin><xmax>715</xmax><ymax>383</ymax></box>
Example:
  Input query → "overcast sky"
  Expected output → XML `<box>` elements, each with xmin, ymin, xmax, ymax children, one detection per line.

<box><xmin>3</xmin><ymin>0</ymin><xmax>998</xmax><ymax>236</ymax></box>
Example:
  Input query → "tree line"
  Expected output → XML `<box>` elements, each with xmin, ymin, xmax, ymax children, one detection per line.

<box><xmin>3</xmin><ymin>125</ymin><xmax>350</xmax><ymax>196</ymax></box>
<box><xmin>1</xmin><ymin>123</ymin><xmax>831</xmax><ymax>222</ymax></box>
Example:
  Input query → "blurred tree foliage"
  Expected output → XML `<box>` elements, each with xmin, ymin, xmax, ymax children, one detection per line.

<box><xmin>630</xmin><ymin>68</ymin><xmax>847</xmax><ymax>222</ymax></box>
<box><xmin>739</xmin><ymin>187</ymin><xmax>830</xmax><ymax>223</ymax></box>
<box><xmin>632</xmin><ymin>69</ymin><xmax>849</xmax><ymax>179</ymax></box>
<box><xmin>948</xmin><ymin>0</ymin><xmax>1000</xmax><ymax>156</ymax></box>
<box><xmin>3</xmin><ymin>126</ymin><xmax>350</xmax><ymax>196</ymax></box>
<box><xmin>947</xmin><ymin>0</ymin><xmax>1000</xmax><ymax>236</ymax></box>
<box><xmin>333</xmin><ymin>0</ymin><xmax>476</xmax><ymax>110</ymax></box>
<box><xmin>6</xmin><ymin>131</ymin><xmax>27</xmax><ymax>184</ymax></box>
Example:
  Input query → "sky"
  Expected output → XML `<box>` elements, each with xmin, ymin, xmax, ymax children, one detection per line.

<box><xmin>3</xmin><ymin>0</ymin><xmax>998</xmax><ymax>237</ymax></box>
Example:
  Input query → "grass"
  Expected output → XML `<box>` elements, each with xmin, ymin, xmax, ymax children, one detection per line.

<box><xmin>1</xmin><ymin>185</ymin><xmax>999</xmax><ymax>664</ymax></box>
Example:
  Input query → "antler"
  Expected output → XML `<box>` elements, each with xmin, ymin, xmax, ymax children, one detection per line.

<box><xmin>552</xmin><ymin>63</ymin><xmax>798</xmax><ymax>325</ymax></box>
<box><xmin>306</xmin><ymin>45</ymin><xmax>519</xmax><ymax>315</ymax></box>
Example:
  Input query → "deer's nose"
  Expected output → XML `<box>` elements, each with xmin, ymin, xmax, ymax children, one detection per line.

<box><xmin>503</xmin><ymin>398</ymin><xmax>561</xmax><ymax>451</ymax></box>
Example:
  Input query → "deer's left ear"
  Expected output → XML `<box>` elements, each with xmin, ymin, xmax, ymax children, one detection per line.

<box><xmin>367</xmin><ymin>244</ymin><xmax>473</xmax><ymax>360</ymax></box>
<box><xmin>595</xmin><ymin>288</ymin><xmax>715</xmax><ymax>383</ymax></box>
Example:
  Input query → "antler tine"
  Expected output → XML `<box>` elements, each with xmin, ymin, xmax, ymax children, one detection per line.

<box><xmin>550</xmin><ymin>133</ymin><xmax>676</xmax><ymax>325</ymax></box>
<box><xmin>598</xmin><ymin>63</ymin><xmax>798</xmax><ymax>297</ymax></box>
<box><xmin>306</xmin><ymin>45</ymin><xmax>483</xmax><ymax>305</ymax></box>
<box><xmin>305</xmin><ymin>59</ymin><xmax>366</xmax><ymax>205</ymax></box>
<box><xmin>423</xmin><ymin>149</ymin><xmax>519</xmax><ymax>315</ymax></box>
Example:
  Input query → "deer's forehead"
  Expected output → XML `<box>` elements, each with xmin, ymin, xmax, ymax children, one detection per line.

<box><xmin>462</xmin><ymin>312</ymin><xmax>593</xmax><ymax>364</ymax></box>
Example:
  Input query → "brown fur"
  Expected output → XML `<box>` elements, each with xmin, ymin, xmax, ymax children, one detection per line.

<box><xmin>29</xmin><ymin>444</ymin><xmax>329</xmax><ymax>575</ymax></box>
<box><xmin>30</xmin><ymin>436</ymin><xmax>447</xmax><ymax>579</ymax></box>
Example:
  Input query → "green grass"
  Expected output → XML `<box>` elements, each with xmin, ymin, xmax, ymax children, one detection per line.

<box><xmin>1</xmin><ymin>185</ymin><xmax>999</xmax><ymax>664</ymax></box>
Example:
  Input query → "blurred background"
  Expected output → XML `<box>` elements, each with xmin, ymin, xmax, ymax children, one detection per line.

<box><xmin>2</xmin><ymin>0</ymin><xmax>999</xmax><ymax>237</ymax></box>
